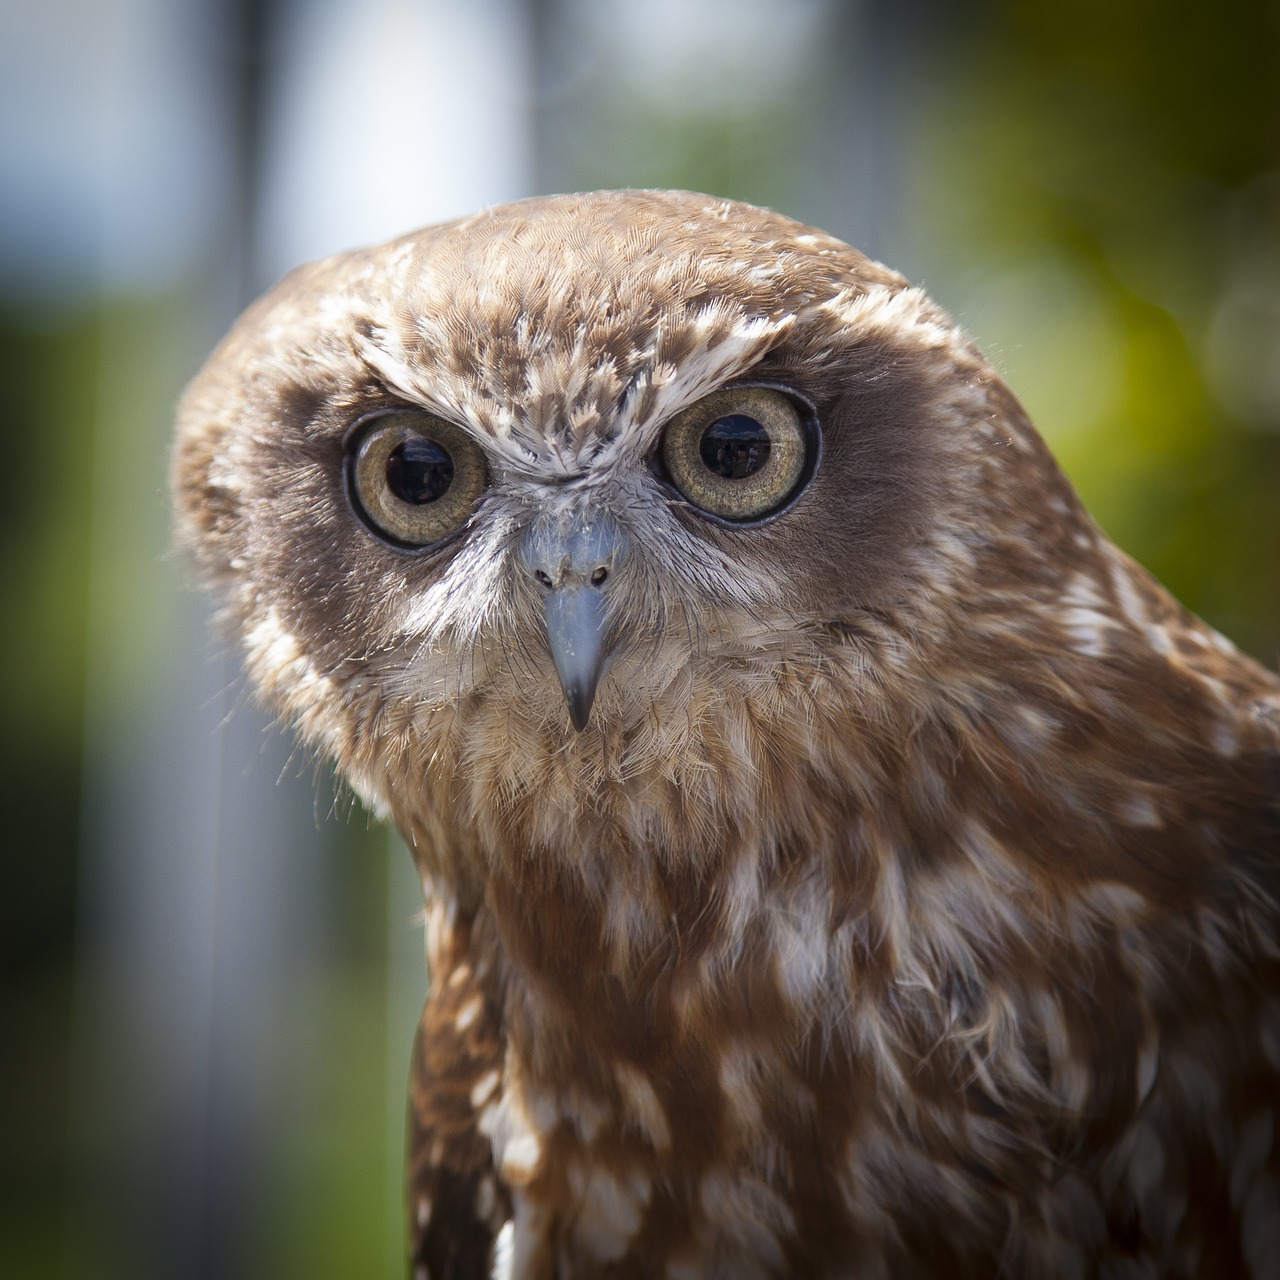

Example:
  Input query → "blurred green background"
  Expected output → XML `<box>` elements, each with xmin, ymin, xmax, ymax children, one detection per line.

<box><xmin>2</xmin><ymin>1</ymin><xmax>1276</xmax><ymax>1277</ymax></box>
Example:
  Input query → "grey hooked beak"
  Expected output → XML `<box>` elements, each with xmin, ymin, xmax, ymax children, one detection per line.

<box><xmin>543</xmin><ymin>586</ymin><xmax>608</xmax><ymax>731</ymax></box>
<box><xmin>520</xmin><ymin>514</ymin><xmax>625</xmax><ymax>732</ymax></box>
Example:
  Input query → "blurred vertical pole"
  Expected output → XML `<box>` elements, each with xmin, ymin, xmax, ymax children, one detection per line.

<box><xmin>805</xmin><ymin>0</ymin><xmax>911</xmax><ymax>263</ymax></box>
<box><xmin>227</xmin><ymin>0</ymin><xmax>271</xmax><ymax>306</ymax></box>
<box><xmin>525</xmin><ymin>0</ymin><xmax>576</xmax><ymax>198</ymax></box>
<box><xmin>68</xmin><ymin>0</ymin><xmax>332</xmax><ymax>1275</ymax></box>
<box><xmin>785</xmin><ymin>0</ymin><xmax>941</xmax><ymax>272</ymax></box>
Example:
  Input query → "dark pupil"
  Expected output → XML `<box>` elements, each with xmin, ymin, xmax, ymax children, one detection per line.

<box><xmin>386</xmin><ymin>437</ymin><xmax>454</xmax><ymax>504</ymax></box>
<box><xmin>699</xmin><ymin>415</ymin><xmax>771</xmax><ymax>480</ymax></box>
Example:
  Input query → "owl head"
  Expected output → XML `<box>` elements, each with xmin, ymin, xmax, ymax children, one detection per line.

<box><xmin>173</xmin><ymin>190</ymin><xmax>1080</xmax><ymax>881</ymax></box>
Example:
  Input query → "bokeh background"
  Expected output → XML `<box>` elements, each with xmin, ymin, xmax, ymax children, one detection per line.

<box><xmin>2</xmin><ymin>0</ymin><xmax>1277</xmax><ymax>1276</ymax></box>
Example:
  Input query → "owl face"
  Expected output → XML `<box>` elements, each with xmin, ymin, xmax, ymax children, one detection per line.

<box><xmin>340</xmin><ymin>375</ymin><xmax>824</xmax><ymax>728</ymax></box>
<box><xmin>173</xmin><ymin>190</ymin><xmax>1062</xmax><ymax>864</ymax></box>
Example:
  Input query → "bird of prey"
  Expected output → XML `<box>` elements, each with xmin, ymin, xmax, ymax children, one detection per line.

<box><xmin>172</xmin><ymin>190</ymin><xmax>1280</xmax><ymax>1279</ymax></box>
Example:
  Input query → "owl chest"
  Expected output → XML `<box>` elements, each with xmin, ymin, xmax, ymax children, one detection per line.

<box><xmin>475</xmin><ymin>852</ymin><xmax>1082</xmax><ymax>1275</ymax></box>
<box><xmin>475</xmin><ymin>859</ymin><xmax>861</xmax><ymax>1265</ymax></box>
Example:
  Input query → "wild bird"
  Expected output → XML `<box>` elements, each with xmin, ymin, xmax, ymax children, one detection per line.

<box><xmin>172</xmin><ymin>190</ymin><xmax>1280</xmax><ymax>1279</ymax></box>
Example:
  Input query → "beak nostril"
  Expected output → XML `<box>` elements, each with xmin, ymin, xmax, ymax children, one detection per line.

<box><xmin>590</xmin><ymin>566</ymin><xmax>609</xmax><ymax>587</ymax></box>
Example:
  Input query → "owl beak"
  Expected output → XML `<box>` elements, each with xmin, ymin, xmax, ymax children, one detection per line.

<box><xmin>521</xmin><ymin>514</ymin><xmax>623</xmax><ymax>732</ymax></box>
<box><xmin>542</xmin><ymin>585</ymin><xmax>608</xmax><ymax>732</ymax></box>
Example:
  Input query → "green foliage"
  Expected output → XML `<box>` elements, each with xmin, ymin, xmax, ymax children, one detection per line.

<box><xmin>911</xmin><ymin>0</ymin><xmax>1280</xmax><ymax>660</ymax></box>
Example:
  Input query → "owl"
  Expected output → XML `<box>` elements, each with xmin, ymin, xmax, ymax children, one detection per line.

<box><xmin>172</xmin><ymin>190</ymin><xmax>1280</xmax><ymax>1279</ymax></box>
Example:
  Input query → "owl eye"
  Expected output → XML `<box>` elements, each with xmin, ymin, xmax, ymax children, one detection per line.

<box><xmin>658</xmin><ymin>386</ymin><xmax>818</xmax><ymax>523</ymax></box>
<box><xmin>346</xmin><ymin>410</ymin><xmax>487</xmax><ymax>548</ymax></box>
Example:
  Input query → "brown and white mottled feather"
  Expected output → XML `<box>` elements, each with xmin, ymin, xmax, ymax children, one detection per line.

<box><xmin>172</xmin><ymin>190</ymin><xmax>1280</xmax><ymax>1279</ymax></box>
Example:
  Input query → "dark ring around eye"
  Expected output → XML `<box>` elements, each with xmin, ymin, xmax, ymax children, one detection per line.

<box><xmin>652</xmin><ymin>382</ymin><xmax>822</xmax><ymax>526</ymax></box>
<box><xmin>343</xmin><ymin>408</ymin><xmax>488</xmax><ymax>550</ymax></box>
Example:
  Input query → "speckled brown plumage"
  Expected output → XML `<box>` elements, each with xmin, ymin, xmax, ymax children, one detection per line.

<box><xmin>172</xmin><ymin>190</ymin><xmax>1280</xmax><ymax>1279</ymax></box>
<box><xmin>410</xmin><ymin>904</ymin><xmax>511</xmax><ymax>1277</ymax></box>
